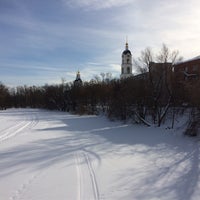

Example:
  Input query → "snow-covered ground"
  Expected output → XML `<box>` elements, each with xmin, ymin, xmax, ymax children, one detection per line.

<box><xmin>0</xmin><ymin>108</ymin><xmax>200</xmax><ymax>200</ymax></box>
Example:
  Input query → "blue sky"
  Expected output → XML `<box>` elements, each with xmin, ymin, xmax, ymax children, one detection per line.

<box><xmin>0</xmin><ymin>0</ymin><xmax>200</xmax><ymax>86</ymax></box>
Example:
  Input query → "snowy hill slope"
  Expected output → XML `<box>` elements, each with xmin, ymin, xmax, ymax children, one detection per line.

<box><xmin>0</xmin><ymin>109</ymin><xmax>199</xmax><ymax>200</ymax></box>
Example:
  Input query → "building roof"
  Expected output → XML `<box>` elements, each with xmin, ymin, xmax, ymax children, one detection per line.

<box><xmin>122</xmin><ymin>49</ymin><xmax>131</xmax><ymax>55</ymax></box>
<box><xmin>174</xmin><ymin>55</ymin><xmax>200</xmax><ymax>65</ymax></box>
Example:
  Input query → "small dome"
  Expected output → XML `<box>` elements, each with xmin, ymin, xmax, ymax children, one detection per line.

<box><xmin>122</xmin><ymin>49</ymin><xmax>132</xmax><ymax>55</ymax></box>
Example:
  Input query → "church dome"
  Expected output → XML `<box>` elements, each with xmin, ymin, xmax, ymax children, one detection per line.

<box><xmin>122</xmin><ymin>49</ymin><xmax>131</xmax><ymax>55</ymax></box>
<box><xmin>122</xmin><ymin>42</ymin><xmax>132</xmax><ymax>55</ymax></box>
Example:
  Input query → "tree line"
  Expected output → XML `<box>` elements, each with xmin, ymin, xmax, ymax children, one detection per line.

<box><xmin>0</xmin><ymin>44</ymin><xmax>200</xmax><ymax>133</ymax></box>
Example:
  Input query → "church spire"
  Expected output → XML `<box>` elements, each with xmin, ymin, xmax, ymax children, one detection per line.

<box><xmin>76</xmin><ymin>70</ymin><xmax>80</xmax><ymax>79</ymax></box>
<box><xmin>125</xmin><ymin>36</ymin><xmax>128</xmax><ymax>50</ymax></box>
<box><xmin>74</xmin><ymin>70</ymin><xmax>82</xmax><ymax>86</ymax></box>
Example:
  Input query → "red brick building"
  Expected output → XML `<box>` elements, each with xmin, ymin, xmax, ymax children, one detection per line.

<box><xmin>174</xmin><ymin>56</ymin><xmax>200</xmax><ymax>82</ymax></box>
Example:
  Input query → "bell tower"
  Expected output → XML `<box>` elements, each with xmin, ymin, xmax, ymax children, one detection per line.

<box><xmin>120</xmin><ymin>40</ymin><xmax>133</xmax><ymax>79</ymax></box>
<box><xmin>74</xmin><ymin>71</ymin><xmax>82</xmax><ymax>86</ymax></box>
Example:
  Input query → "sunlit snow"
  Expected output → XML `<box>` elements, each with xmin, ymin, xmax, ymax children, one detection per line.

<box><xmin>0</xmin><ymin>109</ymin><xmax>199</xmax><ymax>200</ymax></box>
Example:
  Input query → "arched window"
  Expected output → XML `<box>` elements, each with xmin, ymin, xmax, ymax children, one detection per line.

<box><xmin>122</xmin><ymin>68</ymin><xmax>124</xmax><ymax>74</ymax></box>
<box><xmin>127</xmin><ymin>67</ymin><xmax>130</xmax><ymax>74</ymax></box>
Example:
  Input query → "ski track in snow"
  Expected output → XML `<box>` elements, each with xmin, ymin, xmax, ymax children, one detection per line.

<box><xmin>75</xmin><ymin>151</ymin><xmax>99</xmax><ymax>200</ymax></box>
<box><xmin>84</xmin><ymin>152</ymin><xmax>99</xmax><ymax>200</ymax></box>
<box><xmin>0</xmin><ymin>112</ymin><xmax>38</xmax><ymax>143</ymax></box>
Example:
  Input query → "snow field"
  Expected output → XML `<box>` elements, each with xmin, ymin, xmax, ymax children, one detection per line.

<box><xmin>0</xmin><ymin>108</ymin><xmax>200</xmax><ymax>200</ymax></box>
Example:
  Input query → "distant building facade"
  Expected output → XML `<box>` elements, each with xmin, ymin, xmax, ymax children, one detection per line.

<box><xmin>174</xmin><ymin>56</ymin><xmax>200</xmax><ymax>82</ymax></box>
<box><xmin>120</xmin><ymin>41</ymin><xmax>133</xmax><ymax>79</ymax></box>
<box><xmin>149</xmin><ymin>62</ymin><xmax>173</xmax><ymax>85</ymax></box>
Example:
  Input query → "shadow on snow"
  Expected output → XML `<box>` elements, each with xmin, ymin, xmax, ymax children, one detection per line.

<box><xmin>0</xmin><ymin>109</ymin><xmax>200</xmax><ymax>200</ymax></box>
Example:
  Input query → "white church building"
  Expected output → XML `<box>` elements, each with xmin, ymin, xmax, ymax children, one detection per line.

<box><xmin>74</xmin><ymin>41</ymin><xmax>133</xmax><ymax>81</ymax></box>
<box><xmin>120</xmin><ymin>41</ymin><xmax>133</xmax><ymax>79</ymax></box>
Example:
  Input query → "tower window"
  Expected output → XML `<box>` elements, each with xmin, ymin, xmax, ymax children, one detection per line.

<box><xmin>122</xmin><ymin>68</ymin><xmax>124</xmax><ymax>74</ymax></box>
<box><xmin>127</xmin><ymin>59</ymin><xmax>129</xmax><ymax>63</ymax></box>
<box><xmin>127</xmin><ymin>67</ymin><xmax>130</xmax><ymax>74</ymax></box>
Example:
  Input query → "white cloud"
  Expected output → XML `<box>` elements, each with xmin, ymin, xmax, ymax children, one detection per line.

<box><xmin>63</xmin><ymin>0</ymin><xmax>133</xmax><ymax>10</ymax></box>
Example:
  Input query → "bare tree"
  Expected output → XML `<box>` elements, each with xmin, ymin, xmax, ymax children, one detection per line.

<box><xmin>136</xmin><ymin>43</ymin><xmax>183</xmax><ymax>126</ymax></box>
<box><xmin>134</xmin><ymin>47</ymin><xmax>153</xmax><ymax>73</ymax></box>
<box><xmin>100</xmin><ymin>73</ymin><xmax>105</xmax><ymax>82</ymax></box>
<box><xmin>156</xmin><ymin>43</ymin><xmax>183</xmax><ymax>64</ymax></box>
